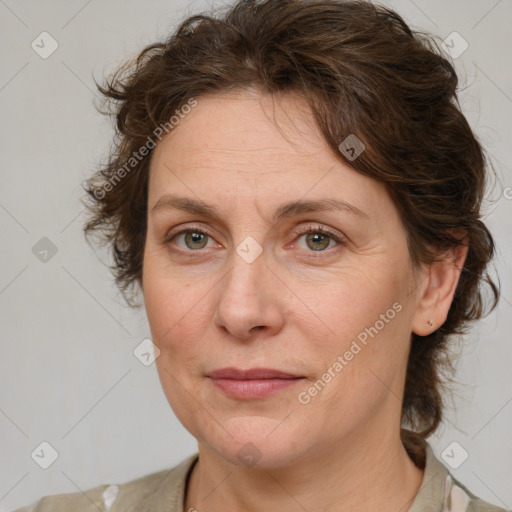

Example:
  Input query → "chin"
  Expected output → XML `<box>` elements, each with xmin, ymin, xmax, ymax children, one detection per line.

<box><xmin>201</xmin><ymin>415</ymin><xmax>311</xmax><ymax>469</ymax></box>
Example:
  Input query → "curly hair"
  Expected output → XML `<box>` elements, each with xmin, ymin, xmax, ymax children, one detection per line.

<box><xmin>83</xmin><ymin>0</ymin><xmax>499</xmax><ymax>460</ymax></box>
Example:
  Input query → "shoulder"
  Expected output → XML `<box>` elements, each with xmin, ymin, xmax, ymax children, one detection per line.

<box><xmin>416</xmin><ymin>440</ymin><xmax>510</xmax><ymax>512</ymax></box>
<box><xmin>446</xmin><ymin>474</ymin><xmax>510</xmax><ymax>512</ymax></box>
<box><xmin>12</xmin><ymin>454</ymin><xmax>198</xmax><ymax>512</ymax></box>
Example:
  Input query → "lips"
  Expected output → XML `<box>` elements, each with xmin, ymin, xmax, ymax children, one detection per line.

<box><xmin>207</xmin><ymin>367</ymin><xmax>301</xmax><ymax>379</ymax></box>
<box><xmin>207</xmin><ymin>367</ymin><xmax>305</xmax><ymax>399</ymax></box>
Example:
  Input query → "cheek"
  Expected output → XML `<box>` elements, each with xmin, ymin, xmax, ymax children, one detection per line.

<box><xmin>143</xmin><ymin>270</ymin><xmax>219</xmax><ymax>410</ymax></box>
<box><xmin>303</xmin><ymin>268</ymin><xmax>403</xmax><ymax>341</ymax></box>
<box><xmin>296</xmin><ymin>265</ymin><xmax>411</xmax><ymax>394</ymax></box>
<box><xmin>143</xmin><ymin>253</ymin><xmax>209</xmax><ymax>348</ymax></box>
<box><xmin>144</xmin><ymin>266</ymin><xmax>210</xmax><ymax>427</ymax></box>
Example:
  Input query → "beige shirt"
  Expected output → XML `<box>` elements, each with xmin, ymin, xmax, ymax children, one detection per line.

<box><xmin>14</xmin><ymin>442</ymin><xmax>509</xmax><ymax>512</ymax></box>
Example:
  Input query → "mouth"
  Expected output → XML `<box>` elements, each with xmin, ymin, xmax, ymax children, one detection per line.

<box><xmin>206</xmin><ymin>367</ymin><xmax>305</xmax><ymax>399</ymax></box>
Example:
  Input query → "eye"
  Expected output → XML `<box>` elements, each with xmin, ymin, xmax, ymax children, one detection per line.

<box><xmin>294</xmin><ymin>224</ymin><xmax>343</xmax><ymax>252</ymax></box>
<box><xmin>165</xmin><ymin>228</ymin><xmax>218</xmax><ymax>251</ymax></box>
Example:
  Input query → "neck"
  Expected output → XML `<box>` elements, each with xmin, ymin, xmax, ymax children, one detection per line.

<box><xmin>184</xmin><ymin>426</ymin><xmax>424</xmax><ymax>512</ymax></box>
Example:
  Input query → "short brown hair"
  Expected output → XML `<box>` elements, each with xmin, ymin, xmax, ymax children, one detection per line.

<box><xmin>83</xmin><ymin>0</ymin><xmax>499</xmax><ymax>458</ymax></box>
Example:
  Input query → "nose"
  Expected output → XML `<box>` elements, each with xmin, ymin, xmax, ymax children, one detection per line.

<box><xmin>213</xmin><ymin>248</ymin><xmax>285</xmax><ymax>341</ymax></box>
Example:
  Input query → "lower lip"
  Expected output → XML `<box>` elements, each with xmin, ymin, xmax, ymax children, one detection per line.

<box><xmin>210</xmin><ymin>378</ymin><xmax>304</xmax><ymax>399</ymax></box>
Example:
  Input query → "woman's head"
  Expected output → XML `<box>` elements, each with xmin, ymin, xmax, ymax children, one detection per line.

<box><xmin>84</xmin><ymin>0</ymin><xmax>498</xmax><ymax>463</ymax></box>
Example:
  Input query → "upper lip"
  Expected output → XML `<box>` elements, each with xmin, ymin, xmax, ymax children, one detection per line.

<box><xmin>207</xmin><ymin>367</ymin><xmax>303</xmax><ymax>379</ymax></box>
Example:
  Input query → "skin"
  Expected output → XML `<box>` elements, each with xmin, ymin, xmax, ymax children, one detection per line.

<box><xmin>142</xmin><ymin>88</ymin><xmax>467</xmax><ymax>512</ymax></box>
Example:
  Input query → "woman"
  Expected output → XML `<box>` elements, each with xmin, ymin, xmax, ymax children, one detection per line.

<box><xmin>15</xmin><ymin>0</ymin><xmax>506</xmax><ymax>511</ymax></box>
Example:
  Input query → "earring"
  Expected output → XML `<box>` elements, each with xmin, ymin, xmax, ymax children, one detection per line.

<box><xmin>428</xmin><ymin>320</ymin><xmax>434</xmax><ymax>328</ymax></box>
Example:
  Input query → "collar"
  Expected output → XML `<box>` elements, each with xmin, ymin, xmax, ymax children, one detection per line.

<box><xmin>408</xmin><ymin>441</ymin><xmax>450</xmax><ymax>512</ymax></box>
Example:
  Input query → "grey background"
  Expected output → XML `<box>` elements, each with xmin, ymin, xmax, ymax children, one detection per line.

<box><xmin>1</xmin><ymin>0</ymin><xmax>511</xmax><ymax>510</ymax></box>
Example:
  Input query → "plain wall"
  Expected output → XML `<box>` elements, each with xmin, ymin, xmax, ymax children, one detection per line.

<box><xmin>1</xmin><ymin>0</ymin><xmax>511</xmax><ymax>510</ymax></box>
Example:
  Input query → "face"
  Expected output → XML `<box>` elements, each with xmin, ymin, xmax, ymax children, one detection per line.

<box><xmin>142</xmin><ymin>89</ymin><xmax>422</xmax><ymax>468</ymax></box>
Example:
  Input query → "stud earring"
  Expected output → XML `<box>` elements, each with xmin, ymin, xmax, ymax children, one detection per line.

<box><xmin>428</xmin><ymin>320</ymin><xmax>434</xmax><ymax>328</ymax></box>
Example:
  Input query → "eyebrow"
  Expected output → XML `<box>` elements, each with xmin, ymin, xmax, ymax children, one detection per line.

<box><xmin>151</xmin><ymin>194</ymin><xmax>369</xmax><ymax>222</ymax></box>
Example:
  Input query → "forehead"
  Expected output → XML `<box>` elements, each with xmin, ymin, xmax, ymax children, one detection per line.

<box><xmin>154</xmin><ymin>89</ymin><xmax>326</xmax><ymax>166</ymax></box>
<box><xmin>147</xmin><ymin>90</ymin><xmax>390</xmax><ymax>219</ymax></box>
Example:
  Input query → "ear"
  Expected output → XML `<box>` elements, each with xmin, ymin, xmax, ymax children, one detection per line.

<box><xmin>412</xmin><ymin>240</ymin><xmax>468</xmax><ymax>336</ymax></box>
